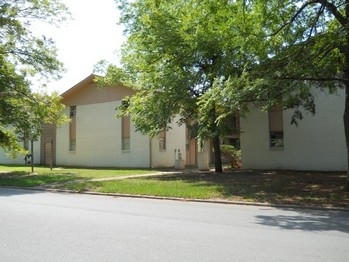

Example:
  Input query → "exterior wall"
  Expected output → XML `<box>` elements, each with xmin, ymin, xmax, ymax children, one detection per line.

<box><xmin>31</xmin><ymin>140</ymin><xmax>41</xmax><ymax>165</ymax></box>
<box><xmin>151</xmin><ymin>117</ymin><xmax>187</xmax><ymax>168</ymax></box>
<box><xmin>56</xmin><ymin>101</ymin><xmax>151</xmax><ymax>168</ymax></box>
<box><xmin>55</xmin><ymin>75</ymin><xmax>189</xmax><ymax>169</ymax></box>
<box><xmin>40</xmin><ymin>124</ymin><xmax>56</xmax><ymax>166</ymax></box>
<box><xmin>0</xmin><ymin>140</ymin><xmax>40</xmax><ymax>165</ymax></box>
<box><xmin>240</xmin><ymin>88</ymin><xmax>346</xmax><ymax>171</ymax></box>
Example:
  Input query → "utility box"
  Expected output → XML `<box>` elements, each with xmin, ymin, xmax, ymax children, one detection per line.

<box><xmin>175</xmin><ymin>159</ymin><xmax>185</xmax><ymax>169</ymax></box>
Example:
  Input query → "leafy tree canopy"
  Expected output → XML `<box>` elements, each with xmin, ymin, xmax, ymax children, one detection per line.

<box><xmin>0</xmin><ymin>0</ymin><xmax>70</xmax><ymax>155</ymax></box>
<box><xmin>220</xmin><ymin>0</ymin><xmax>346</xmax><ymax>119</ymax></box>
<box><xmin>214</xmin><ymin>0</ymin><xmax>349</xmax><ymax>185</ymax></box>
<box><xmin>99</xmin><ymin>0</ymin><xmax>266</xmax><ymax>172</ymax></box>
<box><xmin>101</xmin><ymin>0</ymin><xmax>349</xmax><ymax>176</ymax></box>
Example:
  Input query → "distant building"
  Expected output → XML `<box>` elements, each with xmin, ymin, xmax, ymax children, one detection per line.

<box><xmin>0</xmin><ymin>74</ymin><xmax>242</xmax><ymax>169</ymax></box>
<box><xmin>41</xmin><ymin>74</ymin><xmax>194</xmax><ymax>168</ymax></box>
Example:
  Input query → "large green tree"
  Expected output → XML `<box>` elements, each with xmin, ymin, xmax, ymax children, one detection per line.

<box><xmin>104</xmin><ymin>0</ymin><xmax>348</xmax><ymax>182</ymax></box>
<box><xmin>0</xmin><ymin>0</ymin><xmax>69</xmax><ymax>155</ymax></box>
<box><xmin>218</xmin><ymin>0</ymin><xmax>349</xmax><ymax>188</ymax></box>
<box><xmin>101</xmin><ymin>0</ymin><xmax>261</xmax><ymax>172</ymax></box>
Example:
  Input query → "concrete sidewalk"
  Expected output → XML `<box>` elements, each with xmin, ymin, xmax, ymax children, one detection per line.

<box><xmin>33</xmin><ymin>170</ymin><xmax>180</xmax><ymax>190</ymax></box>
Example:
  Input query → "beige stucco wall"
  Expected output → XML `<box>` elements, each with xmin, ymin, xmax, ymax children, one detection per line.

<box><xmin>150</xmin><ymin>116</ymin><xmax>187</xmax><ymax>168</ymax></box>
<box><xmin>240</xmin><ymin>88</ymin><xmax>346</xmax><ymax>171</ymax></box>
<box><xmin>56</xmin><ymin>101</ymin><xmax>151</xmax><ymax>168</ymax></box>
<box><xmin>55</xmin><ymin>75</ymin><xmax>189</xmax><ymax>169</ymax></box>
<box><xmin>0</xmin><ymin>140</ymin><xmax>40</xmax><ymax>165</ymax></box>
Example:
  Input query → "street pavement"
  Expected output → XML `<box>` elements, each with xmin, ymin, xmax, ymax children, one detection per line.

<box><xmin>0</xmin><ymin>188</ymin><xmax>348</xmax><ymax>262</ymax></box>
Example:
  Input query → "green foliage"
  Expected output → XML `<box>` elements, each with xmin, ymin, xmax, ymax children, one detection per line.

<box><xmin>101</xmin><ymin>0</ymin><xmax>265</xmax><ymax>171</ymax></box>
<box><xmin>66</xmin><ymin>177</ymin><xmax>223</xmax><ymax>199</ymax></box>
<box><xmin>0</xmin><ymin>129</ymin><xmax>23</xmax><ymax>156</ymax></box>
<box><xmin>14</xmin><ymin>91</ymin><xmax>69</xmax><ymax>142</ymax></box>
<box><xmin>109</xmin><ymin>0</ymin><xmax>348</xmax><ymax>119</ymax></box>
<box><xmin>234</xmin><ymin>1</ymin><xmax>349</xmax><ymax>180</ymax></box>
<box><xmin>0</xmin><ymin>0</ymin><xmax>70</xmax><ymax>155</ymax></box>
<box><xmin>243</xmin><ymin>1</ymin><xmax>346</xmax><ymax>108</ymax></box>
<box><xmin>0</xmin><ymin>165</ymin><xmax>158</xmax><ymax>187</ymax></box>
<box><xmin>94</xmin><ymin>60</ymin><xmax>130</xmax><ymax>87</ymax></box>
<box><xmin>220</xmin><ymin>145</ymin><xmax>241</xmax><ymax>158</ymax></box>
<box><xmin>101</xmin><ymin>0</ymin><xmax>349</xmax><ymax>173</ymax></box>
<box><xmin>220</xmin><ymin>144</ymin><xmax>241</xmax><ymax>168</ymax></box>
<box><xmin>113</xmin><ymin>0</ymin><xmax>256</xmax><ymax>122</ymax></box>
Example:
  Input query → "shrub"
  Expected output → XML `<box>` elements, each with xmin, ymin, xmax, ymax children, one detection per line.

<box><xmin>220</xmin><ymin>145</ymin><xmax>241</xmax><ymax>168</ymax></box>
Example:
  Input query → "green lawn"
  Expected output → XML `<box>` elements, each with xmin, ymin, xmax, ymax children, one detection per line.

<box><xmin>1</xmin><ymin>165</ymin><xmax>348</xmax><ymax>208</ymax></box>
<box><xmin>0</xmin><ymin>165</ymin><xmax>157</xmax><ymax>187</ymax></box>
<box><xmin>62</xmin><ymin>177</ymin><xmax>223</xmax><ymax>199</ymax></box>
<box><xmin>60</xmin><ymin>170</ymin><xmax>349</xmax><ymax>208</ymax></box>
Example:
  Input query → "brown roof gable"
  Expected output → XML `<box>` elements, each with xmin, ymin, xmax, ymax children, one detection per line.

<box><xmin>60</xmin><ymin>74</ymin><xmax>135</xmax><ymax>106</ymax></box>
<box><xmin>61</xmin><ymin>74</ymin><xmax>96</xmax><ymax>98</ymax></box>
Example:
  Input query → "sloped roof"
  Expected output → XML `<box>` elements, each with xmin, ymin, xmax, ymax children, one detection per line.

<box><xmin>60</xmin><ymin>74</ymin><xmax>97</xmax><ymax>98</ymax></box>
<box><xmin>60</xmin><ymin>74</ymin><xmax>135</xmax><ymax>106</ymax></box>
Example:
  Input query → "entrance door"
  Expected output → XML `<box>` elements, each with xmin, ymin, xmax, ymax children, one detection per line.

<box><xmin>186</xmin><ymin>138</ymin><xmax>197</xmax><ymax>166</ymax></box>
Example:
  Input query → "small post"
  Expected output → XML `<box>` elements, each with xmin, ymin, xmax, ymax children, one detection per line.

<box><xmin>30</xmin><ymin>140</ymin><xmax>34</xmax><ymax>173</ymax></box>
<box><xmin>174</xmin><ymin>149</ymin><xmax>177</xmax><ymax>166</ymax></box>
<box><xmin>50</xmin><ymin>139</ymin><xmax>53</xmax><ymax>170</ymax></box>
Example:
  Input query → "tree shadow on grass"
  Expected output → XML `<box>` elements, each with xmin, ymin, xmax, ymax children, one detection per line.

<box><xmin>144</xmin><ymin>169</ymin><xmax>349</xmax><ymax>208</ymax></box>
<box><xmin>0</xmin><ymin>171</ymin><xmax>88</xmax><ymax>188</ymax></box>
<box><xmin>0</xmin><ymin>171</ymin><xmax>28</xmax><ymax>178</ymax></box>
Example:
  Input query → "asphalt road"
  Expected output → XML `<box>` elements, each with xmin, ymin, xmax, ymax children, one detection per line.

<box><xmin>0</xmin><ymin>188</ymin><xmax>348</xmax><ymax>262</ymax></box>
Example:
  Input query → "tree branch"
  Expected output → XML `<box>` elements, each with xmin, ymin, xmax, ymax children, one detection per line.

<box><xmin>269</xmin><ymin>0</ymin><xmax>347</xmax><ymax>37</ymax></box>
<box><xmin>315</xmin><ymin>0</ymin><xmax>347</xmax><ymax>27</ymax></box>
<box><xmin>278</xmin><ymin>76</ymin><xmax>345</xmax><ymax>83</ymax></box>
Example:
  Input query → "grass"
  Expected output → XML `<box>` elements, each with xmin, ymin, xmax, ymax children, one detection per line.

<box><xmin>0</xmin><ymin>165</ymin><xmax>157</xmax><ymax>187</ymax></box>
<box><xmin>62</xmin><ymin>169</ymin><xmax>349</xmax><ymax>208</ymax></box>
<box><xmin>1</xmin><ymin>165</ymin><xmax>348</xmax><ymax>208</ymax></box>
<box><xmin>64</xmin><ymin>178</ymin><xmax>223</xmax><ymax>199</ymax></box>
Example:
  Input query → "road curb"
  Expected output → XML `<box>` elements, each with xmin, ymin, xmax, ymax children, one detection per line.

<box><xmin>2</xmin><ymin>186</ymin><xmax>349</xmax><ymax>212</ymax></box>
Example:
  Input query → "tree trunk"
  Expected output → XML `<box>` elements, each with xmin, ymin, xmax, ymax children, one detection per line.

<box><xmin>344</xmin><ymin>2</ymin><xmax>349</xmax><ymax>190</ymax></box>
<box><xmin>210</xmin><ymin>105</ymin><xmax>223</xmax><ymax>173</ymax></box>
<box><xmin>343</xmin><ymin>53</ymin><xmax>349</xmax><ymax>190</ymax></box>
<box><xmin>344</xmin><ymin>84</ymin><xmax>349</xmax><ymax>190</ymax></box>
<box><xmin>213</xmin><ymin>134</ymin><xmax>223</xmax><ymax>173</ymax></box>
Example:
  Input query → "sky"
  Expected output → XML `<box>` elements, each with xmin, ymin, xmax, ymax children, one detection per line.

<box><xmin>37</xmin><ymin>0</ymin><xmax>124</xmax><ymax>94</ymax></box>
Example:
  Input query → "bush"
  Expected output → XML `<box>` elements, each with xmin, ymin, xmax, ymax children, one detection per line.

<box><xmin>220</xmin><ymin>145</ymin><xmax>241</xmax><ymax>169</ymax></box>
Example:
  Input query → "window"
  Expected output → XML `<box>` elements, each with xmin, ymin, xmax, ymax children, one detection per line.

<box><xmin>122</xmin><ymin>116</ymin><xmax>130</xmax><ymax>151</ymax></box>
<box><xmin>158</xmin><ymin>130</ymin><xmax>166</xmax><ymax>151</ymax></box>
<box><xmin>69</xmin><ymin>106</ymin><xmax>76</xmax><ymax>151</ymax></box>
<box><xmin>69</xmin><ymin>139</ymin><xmax>76</xmax><ymax>152</ymax></box>
<box><xmin>269</xmin><ymin>107</ymin><xmax>284</xmax><ymax>148</ymax></box>
<box><xmin>225</xmin><ymin>114</ymin><xmax>240</xmax><ymax>149</ymax></box>
<box><xmin>70</xmin><ymin>105</ymin><xmax>76</xmax><ymax>117</ymax></box>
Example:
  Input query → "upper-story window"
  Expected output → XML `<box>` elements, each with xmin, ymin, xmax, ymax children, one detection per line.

<box><xmin>69</xmin><ymin>106</ymin><xmax>77</xmax><ymax>151</ymax></box>
<box><xmin>269</xmin><ymin>107</ymin><xmax>284</xmax><ymax>149</ymax></box>
<box><xmin>122</xmin><ymin>115</ymin><xmax>131</xmax><ymax>151</ymax></box>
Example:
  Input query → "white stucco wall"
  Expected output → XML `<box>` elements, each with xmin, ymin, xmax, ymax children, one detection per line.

<box><xmin>150</xmin><ymin>118</ymin><xmax>187</xmax><ymax>168</ymax></box>
<box><xmin>240</xmin><ymin>88</ymin><xmax>346</xmax><ymax>171</ymax></box>
<box><xmin>56</xmin><ymin>101</ymin><xmax>151</xmax><ymax>168</ymax></box>
<box><xmin>0</xmin><ymin>140</ymin><xmax>40</xmax><ymax>165</ymax></box>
